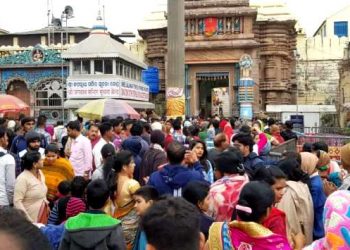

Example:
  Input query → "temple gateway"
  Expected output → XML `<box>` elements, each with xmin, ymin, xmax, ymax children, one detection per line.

<box><xmin>139</xmin><ymin>0</ymin><xmax>297</xmax><ymax>117</ymax></box>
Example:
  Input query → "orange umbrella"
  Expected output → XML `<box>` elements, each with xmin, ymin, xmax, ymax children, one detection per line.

<box><xmin>0</xmin><ymin>94</ymin><xmax>30</xmax><ymax>113</ymax></box>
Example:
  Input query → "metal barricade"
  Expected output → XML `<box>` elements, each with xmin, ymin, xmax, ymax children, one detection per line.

<box><xmin>266</xmin><ymin>139</ymin><xmax>297</xmax><ymax>162</ymax></box>
<box><xmin>297</xmin><ymin>135</ymin><xmax>350</xmax><ymax>160</ymax></box>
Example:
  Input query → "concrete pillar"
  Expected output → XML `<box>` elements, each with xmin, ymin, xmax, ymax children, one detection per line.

<box><xmin>166</xmin><ymin>0</ymin><xmax>185</xmax><ymax>118</ymax></box>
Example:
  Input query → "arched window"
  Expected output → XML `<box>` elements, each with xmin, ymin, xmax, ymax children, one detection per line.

<box><xmin>35</xmin><ymin>78</ymin><xmax>66</xmax><ymax>108</ymax></box>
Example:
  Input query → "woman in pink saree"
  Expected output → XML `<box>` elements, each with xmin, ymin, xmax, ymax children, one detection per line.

<box><xmin>207</xmin><ymin>181</ymin><xmax>301</xmax><ymax>250</ymax></box>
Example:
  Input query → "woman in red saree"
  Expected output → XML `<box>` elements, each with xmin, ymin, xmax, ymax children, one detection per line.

<box><xmin>207</xmin><ymin>181</ymin><xmax>302</xmax><ymax>250</ymax></box>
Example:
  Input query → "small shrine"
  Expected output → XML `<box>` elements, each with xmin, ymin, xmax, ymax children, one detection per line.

<box><xmin>62</xmin><ymin>15</ymin><xmax>153</xmax><ymax>120</ymax></box>
<box><xmin>0</xmin><ymin>45</ymin><xmax>67</xmax><ymax>120</ymax></box>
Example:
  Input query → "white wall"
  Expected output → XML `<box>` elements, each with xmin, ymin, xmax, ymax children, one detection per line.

<box><xmin>281</xmin><ymin>112</ymin><xmax>320</xmax><ymax>127</ymax></box>
<box><xmin>325</xmin><ymin>5</ymin><xmax>350</xmax><ymax>38</ymax></box>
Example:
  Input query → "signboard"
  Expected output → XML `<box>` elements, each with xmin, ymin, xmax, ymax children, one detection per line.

<box><xmin>66</xmin><ymin>78</ymin><xmax>149</xmax><ymax>101</ymax></box>
<box><xmin>142</xmin><ymin>67</ymin><xmax>159</xmax><ymax>94</ymax></box>
<box><xmin>211</xmin><ymin>87</ymin><xmax>229</xmax><ymax>117</ymax></box>
<box><xmin>166</xmin><ymin>87</ymin><xmax>185</xmax><ymax>118</ymax></box>
<box><xmin>240</xmin><ymin>103</ymin><xmax>253</xmax><ymax>120</ymax></box>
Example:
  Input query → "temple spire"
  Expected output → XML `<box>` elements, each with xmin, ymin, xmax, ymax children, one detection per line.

<box><xmin>91</xmin><ymin>0</ymin><xmax>108</xmax><ymax>34</ymax></box>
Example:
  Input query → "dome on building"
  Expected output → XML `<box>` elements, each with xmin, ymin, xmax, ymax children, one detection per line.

<box><xmin>62</xmin><ymin>15</ymin><xmax>146</xmax><ymax>69</ymax></box>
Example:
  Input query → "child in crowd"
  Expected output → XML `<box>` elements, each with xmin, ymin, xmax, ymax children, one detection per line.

<box><xmin>182</xmin><ymin>181</ymin><xmax>214</xmax><ymax>239</ymax></box>
<box><xmin>132</xmin><ymin>186</ymin><xmax>159</xmax><ymax>250</ymax></box>
<box><xmin>59</xmin><ymin>179</ymin><xmax>126</xmax><ymax>250</ymax></box>
<box><xmin>48</xmin><ymin>177</ymin><xmax>87</xmax><ymax>225</ymax></box>
<box><xmin>253</xmin><ymin>166</ymin><xmax>288</xmax><ymax>238</ymax></box>
<box><xmin>56</xmin><ymin>180</ymin><xmax>71</xmax><ymax>200</ymax></box>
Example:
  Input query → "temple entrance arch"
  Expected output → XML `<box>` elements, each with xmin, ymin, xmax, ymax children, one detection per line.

<box><xmin>6</xmin><ymin>80</ymin><xmax>30</xmax><ymax>105</ymax></box>
<box><xmin>6</xmin><ymin>80</ymin><xmax>30</xmax><ymax>116</ymax></box>
<box><xmin>197</xmin><ymin>73</ymin><xmax>230</xmax><ymax>118</ymax></box>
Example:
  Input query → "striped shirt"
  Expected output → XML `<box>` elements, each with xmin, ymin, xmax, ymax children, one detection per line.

<box><xmin>47</xmin><ymin>196</ymin><xmax>86</xmax><ymax>225</ymax></box>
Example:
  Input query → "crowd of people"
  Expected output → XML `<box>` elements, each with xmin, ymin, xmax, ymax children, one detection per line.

<box><xmin>0</xmin><ymin>113</ymin><xmax>349</xmax><ymax>250</ymax></box>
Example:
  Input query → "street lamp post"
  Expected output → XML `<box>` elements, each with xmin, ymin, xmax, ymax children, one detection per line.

<box><xmin>60</xmin><ymin>6</ymin><xmax>74</xmax><ymax>122</ymax></box>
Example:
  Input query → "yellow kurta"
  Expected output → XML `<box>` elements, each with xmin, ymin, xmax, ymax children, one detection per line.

<box><xmin>42</xmin><ymin>157</ymin><xmax>75</xmax><ymax>201</ymax></box>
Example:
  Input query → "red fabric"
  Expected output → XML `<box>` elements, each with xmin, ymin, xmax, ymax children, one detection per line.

<box><xmin>272</xmin><ymin>133</ymin><xmax>285</xmax><ymax>144</ymax></box>
<box><xmin>262</xmin><ymin>207</ymin><xmax>287</xmax><ymax>238</ymax></box>
<box><xmin>90</xmin><ymin>136</ymin><xmax>101</xmax><ymax>171</ymax></box>
<box><xmin>223</xmin><ymin>124</ymin><xmax>233</xmax><ymax>142</ymax></box>
<box><xmin>55</xmin><ymin>192</ymin><xmax>68</xmax><ymax>200</ymax></box>
<box><xmin>90</xmin><ymin>136</ymin><xmax>101</xmax><ymax>149</ymax></box>
<box><xmin>219</xmin><ymin>120</ymin><xmax>228</xmax><ymax>131</ymax></box>
<box><xmin>65</xmin><ymin>197</ymin><xmax>86</xmax><ymax>220</ymax></box>
<box><xmin>164</xmin><ymin>134</ymin><xmax>173</xmax><ymax>150</ymax></box>
<box><xmin>204</xmin><ymin>18</ymin><xmax>218</xmax><ymax>37</ymax></box>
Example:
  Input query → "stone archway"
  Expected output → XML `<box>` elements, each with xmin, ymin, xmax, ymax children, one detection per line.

<box><xmin>6</xmin><ymin>80</ymin><xmax>30</xmax><ymax>105</ymax></box>
<box><xmin>6</xmin><ymin>79</ymin><xmax>30</xmax><ymax>116</ymax></box>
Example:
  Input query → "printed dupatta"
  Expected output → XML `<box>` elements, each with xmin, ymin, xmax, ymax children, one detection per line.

<box><xmin>208</xmin><ymin>221</ymin><xmax>292</xmax><ymax>250</ymax></box>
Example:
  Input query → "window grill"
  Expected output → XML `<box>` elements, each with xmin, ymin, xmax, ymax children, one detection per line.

<box><xmin>35</xmin><ymin>79</ymin><xmax>66</xmax><ymax>108</ymax></box>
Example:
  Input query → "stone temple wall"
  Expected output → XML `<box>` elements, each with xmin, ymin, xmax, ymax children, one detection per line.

<box><xmin>297</xmin><ymin>59</ymin><xmax>339</xmax><ymax>105</ymax></box>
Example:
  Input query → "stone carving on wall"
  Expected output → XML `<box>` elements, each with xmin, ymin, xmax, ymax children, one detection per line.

<box><xmin>204</xmin><ymin>18</ymin><xmax>218</xmax><ymax>37</ymax></box>
<box><xmin>0</xmin><ymin>45</ymin><xmax>64</xmax><ymax>65</ymax></box>
<box><xmin>199</xmin><ymin>19</ymin><xmax>204</xmax><ymax>34</ymax></box>
<box><xmin>239</xmin><ymin>54</ymin><xmax>253</xmax><ymax>78</ymax></box>
<box><xmin>234</xmin><ymin>17</ymin><xmax>241</xmax><ymax>33</ymax></box>
<box><xmin>185</xmin><ymin>17</ymin><xmax>243</xmax><ymax>37</ymax></box>
<box><xmin>218</xmin><ymin>19</ymin><xmax>223</xmax><ymax>34</ymax></box>
<box><xmin>1</xmin><ymin>68</ymin><xmax>67</xmax><ymax>91</ymax></box>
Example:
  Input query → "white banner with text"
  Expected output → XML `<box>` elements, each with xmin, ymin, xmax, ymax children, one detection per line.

<box><xmin>67</xmin><ymin>78</ymin><xmax>149</xmax><ymax>101</ymax></box>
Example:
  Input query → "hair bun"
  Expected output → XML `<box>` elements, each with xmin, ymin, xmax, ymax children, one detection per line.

<box><xmin>238</xmin><ymin>199</ymin><xmax>250</xmax><ymax>207</ymax></box>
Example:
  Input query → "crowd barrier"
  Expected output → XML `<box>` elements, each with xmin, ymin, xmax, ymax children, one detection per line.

<box><xmin>266</xmin><ymin>139</ymin><xmax>297</xmax><ymax>162</ymax></box>
<box><xmin>265</xmin><ymin>132</ymin><xmax>350</xmax><ymax>162</ymax></box>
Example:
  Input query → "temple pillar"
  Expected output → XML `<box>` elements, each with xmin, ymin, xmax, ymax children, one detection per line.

<box><xmin>166</xmin><ymin>0</ymin><xmax>185</xmax><ymax>118</ymax></box>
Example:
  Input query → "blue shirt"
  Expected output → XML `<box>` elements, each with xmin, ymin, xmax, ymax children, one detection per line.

<box><xmin>310</xmin><ymin>174</ymin><xmax>326</xmax><ymax>240</ymax></box>
<box><xmin>148</xmin><ymin>162</ymin><xmax>205</xmax><ymax>196</ymax></box>
<box><xmin>138</xmin><ymin>231</ymin><xmax>147</xmax><ymax>250</ymax></box>
<box><xmin>133</xmin><ymin>230</ymin><xmax>147</xmax><ymax>250</ymax></box>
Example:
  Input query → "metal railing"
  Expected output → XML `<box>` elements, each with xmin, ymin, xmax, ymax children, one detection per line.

<box><xmin>298</xmin><ymin>135</ymin><xmax>350</xmax><ymax>148</ymax></box>
<box><xmin>294</xmin><ymin>127</ymin><xmax>350</xmax><ymax>135</ymax></box>
<box><xmin>266</xmin><ymin>139</ymin><xmax>297</xmax><ymax>162</ymax></box>
<box><xmin>265</xmin><ymin>132</ymin><xmax>350</xmax><ymax>162</ymax></box>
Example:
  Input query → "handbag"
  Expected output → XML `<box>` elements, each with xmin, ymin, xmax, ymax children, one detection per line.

<box><xmin>37</xmin><ymin>201</ymin><xmax>50</xmax><ymax>224</ymax></box>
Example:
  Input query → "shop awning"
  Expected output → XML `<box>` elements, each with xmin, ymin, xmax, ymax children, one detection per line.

<box><xmin>64</xmin><ymin>99</ymin><xmax>155</xmax><ymax>110</ymax></box>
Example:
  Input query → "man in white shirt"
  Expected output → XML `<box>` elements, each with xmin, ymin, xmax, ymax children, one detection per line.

<box><xmin>53</xmin><ymin>120</ymin><xmax>66</xmax><ymax>149</ymax></box>
<box><xmin>93</xmin><ymin>122</ymin><xmax>115</xmax><ymax>170</ymax></box>
<box><xmin>67</xmin><ymin>120</ymin><xmax>93</xmax><ymax>178</ymax></box>
<box><xmin>0</xmin><ymin>128</ymin><xmax>16</xmax><ymax>207</ymax></box>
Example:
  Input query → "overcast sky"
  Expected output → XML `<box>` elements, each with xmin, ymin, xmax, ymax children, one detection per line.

<box><xmin>0</xmin><ymin>0</ymin><xmax>349</xmax><ymax>37</ymax></box>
